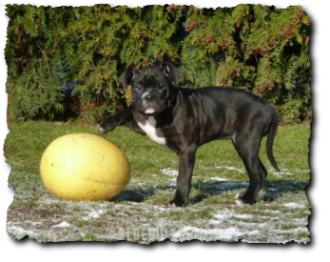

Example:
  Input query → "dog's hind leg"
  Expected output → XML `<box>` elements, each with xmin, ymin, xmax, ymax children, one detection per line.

<box><xmin>232</xmin><ymin>126</ymin><xmax>267</xmax><ymax>206</ymax></box>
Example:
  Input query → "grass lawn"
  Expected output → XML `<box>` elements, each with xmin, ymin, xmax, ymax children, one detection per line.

<box><xmin>4</xmin><ymin>121</ymin><xmax>310</xmax><ymax>243</ymax></box>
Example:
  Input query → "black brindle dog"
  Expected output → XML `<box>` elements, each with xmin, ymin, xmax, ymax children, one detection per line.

<box><xmin>99</xmin><ymin>62</ymin><xmax>280</xmax><ymax>207</ymax></box>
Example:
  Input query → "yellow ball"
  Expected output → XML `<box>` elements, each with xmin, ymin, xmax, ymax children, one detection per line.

<box><xmin>40</xmin><ymin>133</ymin><xmax>131</xmax><ymax>201</ymax></box>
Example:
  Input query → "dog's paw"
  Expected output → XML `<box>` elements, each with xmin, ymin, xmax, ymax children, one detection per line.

<box><xmin>235</xmin><ymin>192</ymin><xmax>256</xmax><ymax>207</ymax></box>
<box><xmin>166</xmin><ymin>199</ymin><xmax>189</xmax><ymax>208</ymax></box>
<box><xmin>99</xmin><ymin>118</ymin><xmax>118</xmax><ymax>134</ymax></box>
<box><xmin>166</xmin><ymin>202</ymin><xmax>177</xmax><ymax>208</ymax></box>
<box><xmin>235</xmin><ymin>192</ymin><xmax>245</xmax><ymax>207</ymax></box>
<box><xmin>235</xmin><ymin>198</ymin><xmax>246</xmax><ymax>207</ymax></box>
<box><xmin>98</xmin><ymin>125</ymin><xmax>108</xmax><ymax>134</ymax></box>
<box><xmin>235</xmin><ymin>192</ymin><xmax>244</xmax><ymax>200</ymax></box>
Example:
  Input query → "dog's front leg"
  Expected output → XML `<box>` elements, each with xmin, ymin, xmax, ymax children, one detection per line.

<box><xmin>99</xmin><ymin>110</ymin><xmax>145</xmax><ymax>135</ymax></box>
<box><xmin>168</xmin><ymin>145</ymin><xmax>197</xmax><ymax>207</ymax></box>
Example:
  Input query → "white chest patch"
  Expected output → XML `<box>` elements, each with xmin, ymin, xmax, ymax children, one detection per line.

<box><xmin>137</xmin><ymin>117</ymin><xmax>166</xmax><ymax>146</ymax></box>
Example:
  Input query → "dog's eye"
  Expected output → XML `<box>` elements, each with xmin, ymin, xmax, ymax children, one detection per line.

<box><xmin>135</xmin><ymin>84</ymin><xmax>142</xmax><ymax>90</ymax></box>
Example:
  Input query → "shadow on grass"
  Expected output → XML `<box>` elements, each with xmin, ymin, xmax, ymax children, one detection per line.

<box><xmin>114</xmin><ymin>187</ymin><xmax>156</xmax><ymax>202</ymax></box>
<box><xmin>261</xmin><ymin>180</ymin><xmax>309</xmax><ymax>202</ymax></box>
<box><xmin>190</xmin><ymin>179</ymin><xmax>309</xmax><ymax>204</ymax></box>
<box><xmin>113</xmin><ymin>179</ymin><xmax>309</xmax><ymax>205</ymax></box>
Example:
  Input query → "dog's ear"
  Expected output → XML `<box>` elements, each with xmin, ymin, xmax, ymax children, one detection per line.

<box><xmin>160</xmin><ymin>62</ymin><xmax>184</xmax><ymax>85</ymax></box>
<box><xmin>118</xmin><ymin>64</ymin><xmax>138</xmax><ymax>89</ymax></box>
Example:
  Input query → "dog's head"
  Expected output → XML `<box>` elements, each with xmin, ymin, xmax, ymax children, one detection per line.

<box><xmin>118</xmin><ymin>62</ymin><xmax>183</xmax><ymax>115</ymax></box>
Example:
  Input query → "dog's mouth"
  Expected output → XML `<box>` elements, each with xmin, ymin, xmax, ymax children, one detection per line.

<box><xmin>140</xmin><ymin>96</ymin><xmax>172</xmax><ymax>117</ymax></box>
<box><xmin>145</xmin><ymin>107</ymin><xmax>156</xmax><ymax>115</ymax></box>
<box><xmin>142</xmin><ymin>101</ymin><xmax>158</xmax><ymax>116</ymax></box>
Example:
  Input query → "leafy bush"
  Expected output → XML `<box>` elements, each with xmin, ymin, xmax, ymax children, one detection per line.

<box><xmin>180</xmin><ymin>5</ymin><xmax>311</xmax><ymax>124</ymax></box>
<box><xmin>5</xmin><ymin>4</ymin><xmax>311</xmax><ymax>124</ymax></box>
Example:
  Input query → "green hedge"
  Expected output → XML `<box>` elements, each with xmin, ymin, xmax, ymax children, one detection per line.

<box><xmin>5</xmin><ymin>4</ymin><xmax>311</xmax><ymax>124</ymax></box>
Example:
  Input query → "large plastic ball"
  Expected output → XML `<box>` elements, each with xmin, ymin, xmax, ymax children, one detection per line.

<box><xmin>40</xmin><ymin>133</ymin><xmax>131</xmax><ymax>201</ymax></box>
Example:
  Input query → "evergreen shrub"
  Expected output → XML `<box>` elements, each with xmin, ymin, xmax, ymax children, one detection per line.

<box><xmin>5</xmin><ymin>4</ymin><xmax>311</xmax><ymax>124</ymax></box>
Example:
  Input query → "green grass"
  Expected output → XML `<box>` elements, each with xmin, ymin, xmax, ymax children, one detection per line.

<box><xmin>4</xmin><ymin>121</ymin><xmax>310</xmax><ymax>243</ymax></box>
<box><xmin>5</xmin><ymin>122</ymin><xmax>310</xmax><ymax>190</ymax></box>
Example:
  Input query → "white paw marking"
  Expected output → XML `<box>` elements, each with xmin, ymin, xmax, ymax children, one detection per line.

<box><xmin>235</xmin><ymin>193</ymin><xmax>245</xmax><ymax>207</ymax></box>
<box><xmin>235</xmin><ymin>199</ymin><xmax>245</xmax><ymax>207</ymax></box>
<box><xmin>99</xmin><ymin>126</ymin><xmax>107</xmax><ymax>134</ymax></box>
<box><xmin>166</xmin><ymin>203</ymin><xmax>177</xmax><ymax>208</ymax></box>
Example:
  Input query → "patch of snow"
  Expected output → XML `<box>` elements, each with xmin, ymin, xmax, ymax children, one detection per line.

<box><xmin>283</xmin><ymin>203</ymin><xmax>306</xmax><ymax>209</ymax></box>
<box><xmin>207</xmin><ymin>220</ymin><xmax>221</xmax><ymax>225</ymax></box>
<box><xmin>52</xmin><ymin>221</ymin><xmax>72</xmax><ymax>228</ymax></box>
<box><xmin>208</xmin><ymin>177</ymin><xmax>228</xmax><ymax>181</ymax></box>
<box><xmin>172</xmin><ymin>226</ymin><xmax>260</xmax><ymax>241</ymax></box>
<box><xmin>7</xmin><ymin>225</ymin><xmax>37</xmax><ymax>240</ymax></box>
<box><xmin>212</xmin><ymin>209</ymin><xmax>253</xmax><ymax>221</ymax></box>
<box><xmin>270</xmin><ymin>169</ymin><xmax>310</xmax><ymax>176</ymax></box>
<box><xmin>160</xmin><ymin>168</ymin><xmax>178</xmax><ymax>176</ymax></box>
<box><xmin>293</xmin><ymin>218</ymin><xmax>308</xmax><ymax>225</ymax></box>
<box><xmin>234</xmin><ymin>214</ymin><xmax>254</xmax><ymax>219</ymax></box>
<box><xmin>215</xmin><ymin>166</ymin><xmax>245</xmax><ymax>173</ymax></box>
<box><xmin>23</xmin><ymin>221</ymin><xmax>43</xmax><ymax>226</ymax></box>
<box><xmin>271</xmin><ymin>227</ymin><xmax>309</xmax><ymax>236</ymax></box>
<box><xmin>263</xmin><ymin>210</ymin><xmax>281</xmax><ymax>214</ymax></box>
<box><xmin>82</xmin><ymin>209</ymin><xmax>107</xmax><ymax>220</ymax></box>
<box><xmin>213</xmin><ymin>213</ymin><xmax>230</xmax><ymax>220</ymax></box>
<box><xmin>274</xmin><ymin>171</ymin><xmax>292</xmax><ymax>175</ymax></box>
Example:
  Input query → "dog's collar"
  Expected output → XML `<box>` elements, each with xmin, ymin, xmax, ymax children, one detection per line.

<box><xmin>145</xmin><ymin>91</ymin><xmax>176</xmax><ymax>118</ymax></box>
<box><xmin>164</xmin><ymin>90</ymin><xmax>176</xmax><ymax>110</ymax></box>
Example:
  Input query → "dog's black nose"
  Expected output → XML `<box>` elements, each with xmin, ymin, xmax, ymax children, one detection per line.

<box><xmin>145</xmin><ymin>94</ymin><xmax>153</xmax><ymax>102</ymax></box>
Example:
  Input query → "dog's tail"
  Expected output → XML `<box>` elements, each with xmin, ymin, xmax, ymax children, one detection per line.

<box><xmin>267</xmin><ymin>110</ymin><xmax>280</xmax><ymax>172</ymax></box>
